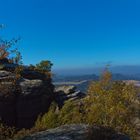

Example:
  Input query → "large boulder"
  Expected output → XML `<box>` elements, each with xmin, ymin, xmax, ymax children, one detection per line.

<box><xmin>19</xmin><ymin>124</ymin><xmax>130</xmax><ymax>140</ymax></box>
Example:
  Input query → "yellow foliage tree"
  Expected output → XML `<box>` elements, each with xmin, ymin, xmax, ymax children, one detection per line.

<box><xmin>84</xmin><ymin>70</ymin><xmax>139</xmax><ymax>138</ymax></box>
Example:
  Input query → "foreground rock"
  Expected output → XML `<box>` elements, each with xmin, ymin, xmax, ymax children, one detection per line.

<box><xmin>19</xmin><ymin>124</ymin><xmax>130</xmax><ymax>140</ymax></box>
<box><xmin>0</xmin><ymin>59</ymin><xmax>54</xmax><ymax>129</ymax></box>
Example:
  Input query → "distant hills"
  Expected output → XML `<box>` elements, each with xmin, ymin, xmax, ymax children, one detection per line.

<box><xmin>53</xmin><ymin>65</ymin><xmax>140</xmax><ymax>77</ymax></box>
<box><xmin>53</xmin><ymin>74</ymin><xmax>98</xmax><ymax>82</ymax></box>
<box><xmin>53</xmin><ymin>73</ymin><xmax>140</xmax><ymax>82</ymax></box>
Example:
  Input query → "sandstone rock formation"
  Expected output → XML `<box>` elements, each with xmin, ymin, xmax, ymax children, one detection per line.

<box><xmin>54</xmin><ymin>85</ymin><xmax>86</xmax><ymax>108</ymax></box>
<box><xmin>0</xmin><ymin>59</ymin><xmax>54</xmax><ymax>129</ymax></box>
<box><xmin>19</xmin><ymin>124</ymin><xmax>130</xmax><ymax>140</ymax></box>
<box><xmin>55</xmin><ymin>85</ymin><xmax>76</xmax><ymax>94</ymax></box>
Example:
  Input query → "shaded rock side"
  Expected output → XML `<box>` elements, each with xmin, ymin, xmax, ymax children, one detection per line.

<box><xmin>0</xmin><ymin>69</ymin><xmax>54</xmax><ymax>129</ymax></box>
<box><xmin>16</xmin><ymin>79</ymin><xmax>54</xmax><ymax>129</ymax></box>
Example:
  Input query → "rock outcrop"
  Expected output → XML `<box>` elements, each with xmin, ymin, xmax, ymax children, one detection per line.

<box><xmin>54</xmin><ymin>85</ymin><xmax>86</xmax><ymax>108</ymax></box>
<box><xmin>0</xmin><ymin>59</ymin><xmax>54</xmax><ymax>129</ymax></box>
<box><xmin>55</xmin><ymin>85</ymin><xmax>76</xmax><ymax>94</ymax></box>
<box><xmin>19</xmin><ymin>124</ymin><xmax>130</xmax><ymax>140</ymax></box>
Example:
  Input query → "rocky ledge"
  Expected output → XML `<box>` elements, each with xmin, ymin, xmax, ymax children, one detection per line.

<box><xmin>19</xmin><ymin>124</ymin><xmax>130</xmax><ymax>140</ymax></box>
<box><xmin>54</xmin><ymin>85</ymin><xmax>86</xmax><ymax>108</ymax></box>
<box><xmin>0</xmin><ymin>59</ymin><xmax>54</xmax><ymax>129</ymax></box>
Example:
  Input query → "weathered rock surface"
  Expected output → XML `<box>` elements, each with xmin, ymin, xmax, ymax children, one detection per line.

<box><xmin>55</xmin><ymin>85</ymin><xmax>85</xmax><ymax>108</ymax></box>
<box><xmin>55</xmin><ymin>85</ymin><xmax>76</xmax><ymax>94</ymax></box>
<box><xmin>0</xmin><ymin>60</ymin><xmax>54</xmax><ymax>129</ymax></box>
<box><xmin>19</xmin><ymin>124</ymin><xmax>130</xmax><ymax>140</ymax></box>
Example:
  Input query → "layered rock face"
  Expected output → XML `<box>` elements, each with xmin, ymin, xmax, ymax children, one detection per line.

<box><xmin>20</xmin><ymin>124</ymin><xmax>130</xmax><ymax>140</ymax></box>
<box><xmin>0</xmin><ymin>60</ymin><xmax>54</xmax><ymax>129</ymax></box>
<box><xmin>55</xmin><ymin>85</ymin><xmax>86</xmax><ymax>108</ymax></box>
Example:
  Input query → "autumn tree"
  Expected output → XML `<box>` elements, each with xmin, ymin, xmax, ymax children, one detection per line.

<box><xmin>0</xmin><ymin>122</ymin><xmax>15</xmax><ymax>140</ymax></box>
<box><xmin>84</xmin><ymin>70</ymin><xmax>139</xmax><ymax>139</ymax></box>
<box><xmin>0</xmin><ymin>25</ymin><xmax>21</xmax><ymax>64</ymax></box>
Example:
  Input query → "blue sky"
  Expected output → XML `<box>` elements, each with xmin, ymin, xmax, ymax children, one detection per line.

<box><xmin>0</xmin><ymin>0</ymin><xmax>140</xmax><ymax>72</ymax></box>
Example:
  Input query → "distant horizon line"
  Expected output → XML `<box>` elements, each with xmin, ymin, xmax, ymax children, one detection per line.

<box><xmin>52</xmin><ymin>65</ymin><xmax>140</xmax><ymax>76</ymax></box>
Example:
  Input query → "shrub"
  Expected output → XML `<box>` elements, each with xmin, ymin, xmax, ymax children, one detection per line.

<box><xmin>34</xmin><ymin>60</ymin><xmax>53</xmax><ymax>78</ymax></box>
<box><xmin>0</xmin><ymin>122</ymin><xmax>15</xmax><ymax>140</ymax></box>
<box><xmin>35</xmin><ymin>102</ymin><xmax>59</xmax><ymax>130</ymax></box>
<box><xmin>0</xmin><ymin>39</ymin><xmax>21</xmax><ymax>64</ymax></box>
<box><xmin>36</xmin><ymin>60</ymin><xmax>53</xmax><ymax>72</ymax></box>
<box><xmin>58</xmin><ymin>100</ymin><xmax>84</xmax><ymax>125</ymax></box>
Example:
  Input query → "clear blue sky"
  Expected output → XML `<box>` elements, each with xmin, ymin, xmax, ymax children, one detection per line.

<box><xmin>0</xmin><ymin>0</ymin><xmax>140</xmax><ymax>71</ymax></box>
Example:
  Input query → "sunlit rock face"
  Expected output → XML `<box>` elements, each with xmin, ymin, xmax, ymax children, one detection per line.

<box><xmin>19</xmin><ymin>124</ymin><xmax>130</xmax><ymax>140</ymax></box>
<box><xmin>54</xmin><ymin>85</ymin><xmax>86</xmax><ymax>108</ymax></box>
<box><xmin>0</xmin><ymin>59</ymin><xmax>54</xmax><ymax>129</ymax></box>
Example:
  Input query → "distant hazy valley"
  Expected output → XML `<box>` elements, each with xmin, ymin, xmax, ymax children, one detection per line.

<box><xmin>53</xmin><ymin>73</ymin><xmax>140</xmax><ymax>92</ymax></box>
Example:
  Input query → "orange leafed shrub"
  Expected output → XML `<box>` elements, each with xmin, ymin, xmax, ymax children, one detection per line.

<box><xmin>0</xmin><ymin>44</ymin><xmax>9</xmax><ymax>60</ymax></box>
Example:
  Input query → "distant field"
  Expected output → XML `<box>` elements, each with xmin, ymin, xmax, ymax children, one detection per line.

<box><xmin>53</xmin><ymin>80</ymin><xmax>88</xmax><ymax>85</ymax></box>
<box><xmin>124</xmin><ymin>80</ymin><xmax>140</xmax><ymax>87</ymax></box>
